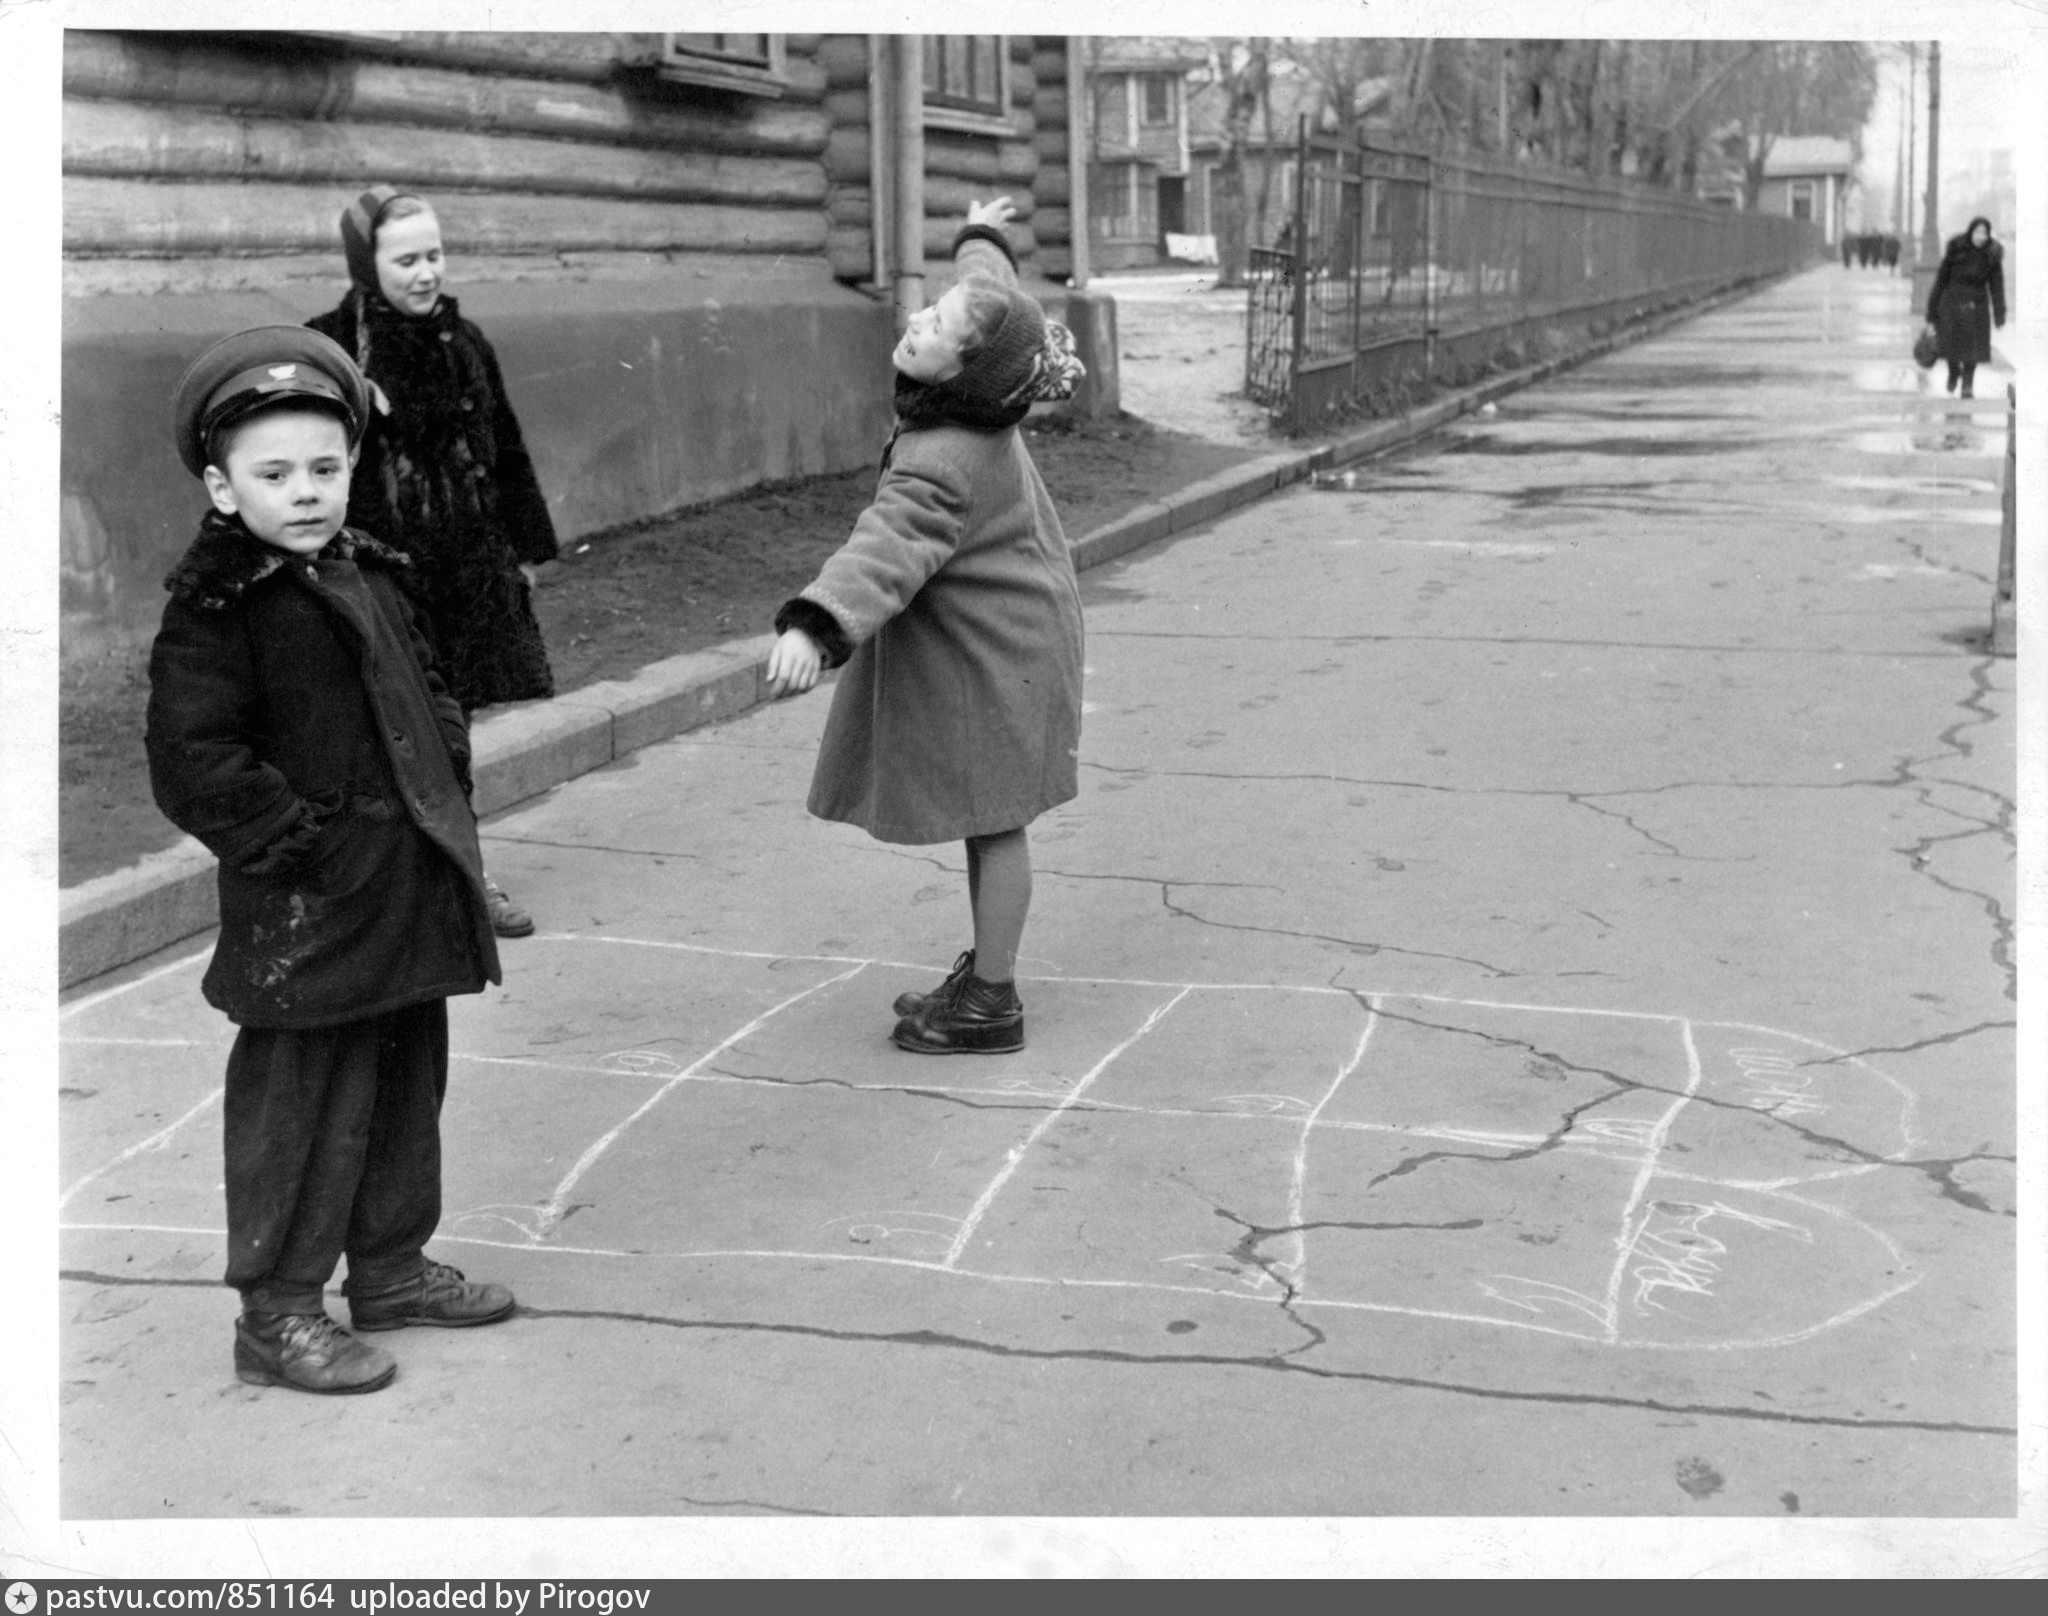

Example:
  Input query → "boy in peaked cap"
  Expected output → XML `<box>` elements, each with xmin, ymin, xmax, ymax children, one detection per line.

<box><xmin>147</xmin><ymin>325</ymin><xmax>516</xmax><ymax>1395</ymax></box>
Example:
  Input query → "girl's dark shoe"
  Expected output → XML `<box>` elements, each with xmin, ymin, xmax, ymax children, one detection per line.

<box><xmin>893</xmin><ymin>971</ymin><xmax>1024</xmax><ymax>1054</ymax></box>
<box><xmin>893</xmin><ymin>949</ymin><xmax>976</xmax><ymax>1018</ymax></box>
<box><xmin>347</xmin><ymin>1260</ymin><xmax>516</xmax><ymax>1331</ymax></box>
<box><xmin>234</xmin><ymin>1311</ymin><xmax>396</xmax><ymax>1394</ymax></box>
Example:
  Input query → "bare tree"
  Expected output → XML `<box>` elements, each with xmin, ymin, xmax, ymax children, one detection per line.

<box><xmin>1206</xmin><ymin>37</ymin><xmax>1270</xmax><ymax>288</ymax></box>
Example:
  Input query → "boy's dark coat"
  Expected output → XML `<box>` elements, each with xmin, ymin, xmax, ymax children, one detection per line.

<box><xmin>146</xmin><ymin>516</ymin><xmax>502</xmax><ymax>1028</ymax></box>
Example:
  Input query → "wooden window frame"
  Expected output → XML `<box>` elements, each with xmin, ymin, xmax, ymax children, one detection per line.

<box><xmin>659</xmin><ymin>33</ymin><xmax>788</xmax><ymax>98</ymax></box>
<box><xmin>1140</xmin><ymin>73</ymin><xmax>1173</xmax><ymax>128</ymax></box>
<box><xmin>922</xmin><ymin>35</ymin><xmax>1014</xmax><ymax>136</ymax></box>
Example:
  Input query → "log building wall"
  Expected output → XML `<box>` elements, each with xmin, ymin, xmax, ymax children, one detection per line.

<box><xmin>59</xmin><ymin>30</ymin><xmax>1094</xmax><ymax>659</ymax></box>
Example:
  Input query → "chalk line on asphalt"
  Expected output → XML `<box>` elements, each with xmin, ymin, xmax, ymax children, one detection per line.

<box><xmin>58</xmin><ymin>931</ymin><xmax>1935</xmax><ymax>1352</ymax></box>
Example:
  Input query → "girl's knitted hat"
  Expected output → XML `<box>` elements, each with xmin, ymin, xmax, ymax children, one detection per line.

<box><xmin>946</xmin><ymin>277</ymin><xmax>1087</xmax><ymax>411</ymax></box>
<box><xmin>339</xmin><ymin>184</ymin><xmax>417</xmax><ymax>287</ymax></box>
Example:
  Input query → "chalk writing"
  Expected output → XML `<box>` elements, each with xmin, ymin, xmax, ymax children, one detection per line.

<box><xmin>1627</xmin><ymin>1198</ymin><xmax>1813</xmax><ymax>1315</ymax></box>
<box><xmin>1721</xmin><ymin>1047</ymin><xmax>1829</xmax><ymax>1119</ymax></box>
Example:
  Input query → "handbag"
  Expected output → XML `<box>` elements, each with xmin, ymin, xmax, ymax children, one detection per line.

<box><xmin>1912</xmin><ymin>324</ymin><xmax>1939</xmax><ymax>369</ymax></box>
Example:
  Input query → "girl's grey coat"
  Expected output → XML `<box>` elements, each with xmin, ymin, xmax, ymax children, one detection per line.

<box><xmin>792</xmin><ymin>243</ymin><xmax>1084</xmax><ymax>845</ymax></box>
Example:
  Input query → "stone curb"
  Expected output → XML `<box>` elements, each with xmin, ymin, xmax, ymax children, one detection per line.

<box><xmin>58</xmin><ymin>273</ymin><xmax>1777</xmax><ymax>989</ymax></box>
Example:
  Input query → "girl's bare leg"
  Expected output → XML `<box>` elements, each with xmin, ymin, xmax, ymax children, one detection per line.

<box><xmin>965</xmin><ymin>827</ymin><xmax>1031</xmax><ymax>984</ymax></box>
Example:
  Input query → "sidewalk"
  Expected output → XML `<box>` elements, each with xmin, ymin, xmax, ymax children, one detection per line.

<box><xmin>41</xmin><ymin>265</ymin><xmax>2022</xmax><ymax>1566</ymax></box>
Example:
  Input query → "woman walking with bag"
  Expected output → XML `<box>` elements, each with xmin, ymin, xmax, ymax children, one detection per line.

<box><xmin>1925</xmin><ymin>216</ymin><xmax>2007</xmax><ymax>399</ymax></box>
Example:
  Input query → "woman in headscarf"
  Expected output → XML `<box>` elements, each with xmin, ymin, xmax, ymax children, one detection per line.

<box><xmin>1925</xmin><ymin>216</ymin><xmax>2007</xmax><ymax>399</ymax></box>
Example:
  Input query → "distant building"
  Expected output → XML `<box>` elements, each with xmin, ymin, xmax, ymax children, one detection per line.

<box><xmin>1082</xmin><ymin>37</ymin><xmax>1207</xmax><ymax>269</ymax></box>
<box><xmin>1182</xmin><ymin>67</ymin><xmax>1391</xmax><ymax>256</ymax></box>
<box><xmin>1698</xmin><ymin>133</ymin><xmax>1854</xmax><ymax>245</ymax></box>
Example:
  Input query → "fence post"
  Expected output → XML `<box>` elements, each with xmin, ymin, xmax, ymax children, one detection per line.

<box><xmin>1992</xmin><ymin>381</ymin><xmax>2016</xmax><ymax>655</ymax></box>
<box><xmin>1290</xmin><ymin>113</ymin><xmax>1309</xmax><ymax>434</ymax></box>
<box><xmin>1423</xmin><ymin>150</ymin><xmax>1437</xmax><ymax>383</ymax></box>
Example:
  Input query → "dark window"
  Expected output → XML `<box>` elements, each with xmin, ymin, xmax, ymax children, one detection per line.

<box><xmin>671</xmin><ymin>33</ymin><xmax>771</xmax><ymax>67</ymax></box>
<box><xmin>1143</xmin><ymin>74</ymin><xmax>1173</xmax><ymax>126</ymax></box>
<box><xmin>659</xmin><ymin>33</ymin><xmax>787</xmax><ymax>96</ymax></box>
<box><xmin>924</xmin><ymin>36</ymin><xmax>1005</xmax><ymax>118</ymax></box>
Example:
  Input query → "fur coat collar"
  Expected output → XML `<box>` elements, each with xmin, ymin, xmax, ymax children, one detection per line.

<box><xmin>164</xmin><ymin>509</ymin><xmax>413</xmax><ymax>611</ymax></box>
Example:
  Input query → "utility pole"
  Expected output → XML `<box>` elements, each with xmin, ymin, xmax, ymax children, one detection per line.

<box><xmin>1922</xmin><ymin>40</ymin><xmax>1942</xmax><ymax>262</ymax></box>
<box><xmin>1893</xmin><ymin>69</ymin><xmax>1905</xmax><ymax>240</ymax></box>
<box><xmin>1904</xmin><ymin>46</ymin><xmax>1916</xmax><ymax>266</ymax></box>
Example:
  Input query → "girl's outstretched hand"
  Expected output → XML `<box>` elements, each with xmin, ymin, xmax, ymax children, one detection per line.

<box><xmin>766</xmin><ymin>627</ymin><xmax>824</xmax><ymax>698</ymax></box>
<box><xmin>967</xmin><ymin>195</ymin><xmax>1017</xmax><ymax>230</ymax></box>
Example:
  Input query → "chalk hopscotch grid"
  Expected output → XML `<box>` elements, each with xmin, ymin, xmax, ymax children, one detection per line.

<box><xmin>56</xmin><ymin>931</ymin><xmax>1926</xmax><ymax>1349</ymax></box>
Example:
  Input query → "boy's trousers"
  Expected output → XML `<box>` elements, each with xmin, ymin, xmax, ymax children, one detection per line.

<box><xmin>222</xmin><ymin>999</ymin><xmax>447</xmax><ymax>1316</ymax></box>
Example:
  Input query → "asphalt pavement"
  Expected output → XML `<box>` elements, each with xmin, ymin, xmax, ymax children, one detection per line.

<box><xmin>40</xmin><ymin>264</ymin><xmax>2026</xmax><ymax>1571</ymax></box>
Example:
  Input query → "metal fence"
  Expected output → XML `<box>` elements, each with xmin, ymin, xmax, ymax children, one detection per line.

<box><xmin>1247</xmin><ymin>122</ymin><xmax>1828</xmax><ymax>432</ymax></box>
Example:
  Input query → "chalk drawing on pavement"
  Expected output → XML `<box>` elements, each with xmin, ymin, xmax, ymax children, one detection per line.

<box><xmin>58</xmin><ymin>932</ymin><xmax>1931</xmax><ymax>1352</ymax></box>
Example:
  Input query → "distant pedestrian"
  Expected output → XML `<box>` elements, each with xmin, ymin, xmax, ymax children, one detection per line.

<box><xmin>1882</xmin><ymin>234</ymin><xmax>1901</xmax><ymax>270</ymax></box>
<box><xmin>1840</xmin><ymin>233</ymin><xmax>1854</xmax><ymax>269</ymax></box>
<box><xmin>1925</xmin><ymin>216</ymin><xmax>2007</xmax><ymax>399</ymax></box>
<box><xmin>308</xmin><ymin>185</ymin><xmax>558</xmax><ymax>938</ymax></box>
<box><xmin>146</xmin><ymin>327</ymin><xmax>515</xmax><ymax>1396</ymax></box>
<box><xmin>764</xmin><ymin>196</ymin><xmax>1086</xmax><ymax>1055</ymax></box>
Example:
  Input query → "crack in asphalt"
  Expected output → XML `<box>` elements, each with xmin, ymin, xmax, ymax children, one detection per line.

<box><xmin>479</xmin><ymin>833</ymin><xmax>706</xmax><ymax>862</ymax></box>
<box><xmin>704</xmin><ymin>1063</ymin><xmax>1061</xmax><ymax>1114</ymax></box>
<box><xmin>869</xmin><ymin>838</ymin><xmax>1281</xmax><ymax>895</ymax></box>
<box><xmin>1895</xmin><ymin>531</ymin><xmax>1993</xmax><ymax>586</ymax></box>
<box><xmin>1206</xmin><ymin>1205</ymin><xmax>1329</xmax><ymax>1359</ymax></box>
<box><xmin>1891</xmin><ymin>659</ymin><xmax>2019</xmax><ymax>1000</ymax></box>
<box><xmin>1331</xmin><ymin>992</ymin><xmax>2015</xmax><ymax>1217</ymax></box>
<box><xmin>491</xmin><ymin>1301</ymin><xmax>2025</xmax><ymax>1440</ymax></box>
<box><xmin>1160</xmin><ymin>883</ymin><xmax>1518</xmax><ymax>978</ymax></box>
<box><xmin>1808</xmin><ymin>1020</ymin><xmax>2015</xmax><ymax>1067</ymax></box>
<box><xmin>58</xmin><ymin>1269</ymin><xmax>2017</xmax><ymax>1436</ymax></box>
<box><xmin>671</xmin><ymin>1494</ymin><xmax>834</xmax><ymax>1516</ymax></box>
<box><xmin>1564</xmin><ymin>795</ymin><xmax>1724</xmax><ymax>861</ymax></box>
<box><xmin>1213</xmin><ymin>1201</ymin><xmax>1489</xmax><ymax>1351</ymax></box>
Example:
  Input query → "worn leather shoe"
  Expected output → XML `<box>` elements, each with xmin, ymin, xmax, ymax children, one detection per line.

<box><xmin>347</xmin><ymin>1260</ymin><xmax>516</xmax><ymax>1332</ymax></box>
<box><xmin>485</xmin><ymin>877</ymin><xmax>535</xmax><ymax>938</ymax></box>
<box><xmin>235</xmin><ymin>1311</ymin><xmax>396</xmax><ymax>1394</ymax></box>
<box><xmin>893</xmin><ymin>970</ymin><xmax>1024</xmax><ymax>1054</ymax></box>
<box><xmin>892</xmin><ymin>949</ymin><xmax>976</xmax><ymax>1018</ymax></box>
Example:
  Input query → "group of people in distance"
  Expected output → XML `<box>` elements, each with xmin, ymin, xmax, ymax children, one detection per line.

<box><xmin>144</xmin><ymin>187</ymin><xmax>1085</xmax><ymax>1396</ymax></box>
<box><xmin>1841</xmin><ymin>230</ymin><xmax>1903</xmax><ymax>270</ymax></box>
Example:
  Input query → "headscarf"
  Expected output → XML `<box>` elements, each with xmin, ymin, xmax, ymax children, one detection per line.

<box><xmin>339</xmin><ymin>183</ymin><xmax>418</xmax><ymax>290</ymax></box>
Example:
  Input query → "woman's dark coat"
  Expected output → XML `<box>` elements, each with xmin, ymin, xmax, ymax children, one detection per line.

<box><xmin>146</xmin><ymin>513</ymin><xmax>502</xmax><ymax>1029</ymax></box>
<box><xmin>307</xmin><ymin>291</ymin><xmax>556</xmax><ymax>712</ymax></box>
<box><xmin>1926</xmin><ymin>225</ymin><xmax>2007</xmax><ymax>366</ymax></box>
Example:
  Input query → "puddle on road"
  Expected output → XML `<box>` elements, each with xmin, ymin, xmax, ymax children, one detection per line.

<box><xmin>1838</xmin><ymin>361</ymin><xmax>1933</xmax><ymax>393</ymax></box>
<box><xmin>1821</xmin><ymin>474</ymin><xmax>2000</xmax><ymax>498</ymax></box>
<box><xmin>1826</xmin><ymin>506</ymin><xmax>2002</xmax><ymax>526</ymax></box>
<box><xmin>1845</xmin><ymin>428</ymin><xmax>2000</xmax><ymax>457</ymax></box>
